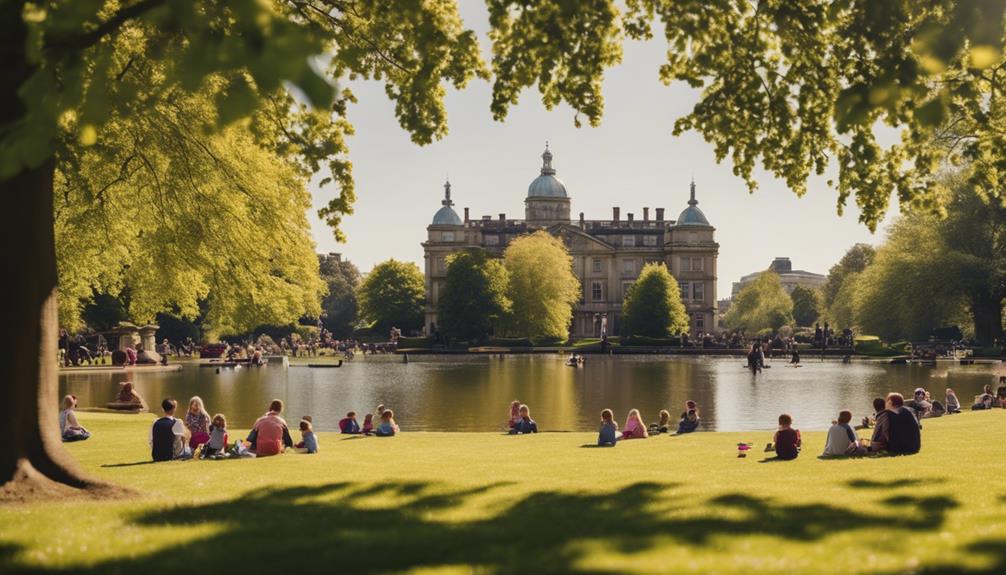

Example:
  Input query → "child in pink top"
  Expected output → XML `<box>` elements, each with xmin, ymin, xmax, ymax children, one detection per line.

<box><xmin>620</xmin><ymin>409</ymin><xmax>649</xmax><ymax>439</ymax></box>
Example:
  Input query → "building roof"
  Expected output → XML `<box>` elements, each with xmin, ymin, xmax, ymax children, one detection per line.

<box><xmin>527</xmin><ymin>143</ymin><xmax>568</xmax><ymax>198</ymax></box>
<box><xmin>675</xmin><ymin>180</ymin><xmax>710</xmax><ymax>226</ymax></box>
<box><xmin>431</xmin><ymin>179</ymin><xmax>462</xmax><ymax>225</ymax></box>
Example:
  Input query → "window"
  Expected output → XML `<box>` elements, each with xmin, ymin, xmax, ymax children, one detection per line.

<box><xmin>692</xmin><ymin>282</ymin><xmax>704</xmax><ymax>302</ymax></box>
<box><xmin>592</xmin><ymin>258</ymin><xmax>602</xmax><ymax>273</ymax></box>
<box><xmin>442</xmin><ymin>231</ymin><xmax>454</xmax><ymax>242</ymax></box>
<box><xmin>485</xmin><ymin>235</ymin><xmax>499</xmax><ymax>246</ymax></box>
<box><xmin>436</xmin><ymin>256</ymin><xmax>446</xmax><ymax>273</ymax></box>
<box><xmin>643</xmin><ymin>235</ymin><xmax>657</xmax><ymax>247</ymax></box>
<box><xmin>693</xmin><ymin>313</ymin><xmax>705</xmax><ymax>331</ymax></box>
<box><xmin>691</xmin><ymin>257</ymin><xmax>704</xmax><ymax>271</ymax></box>
<box><xmin>622</xmin><ymin>235</ymin><xmax>635</xmax><ymax>247</ymax></box>
<box><xmin>680</xmin><ymin>256</ymin><xmax>691</xmax><ymax>272</ymax></box>
<box><xmin>591</xmin><ymin>281</ymin><xmax>604</xmax><ymax>302</ymax></box>
<box><xmin>622</xmin><ymin>259</ymin><xmax>635</xmax><ymax>274</ymax></box>
<box><xmin>622</xmin><ymin>281</ymin><xmax>634</xmax><ymax>298</ymax></box>
<box><xmin>678</xmin><ymin>281</ymin><xmax>690</xmax><ymax>301</ymax></box>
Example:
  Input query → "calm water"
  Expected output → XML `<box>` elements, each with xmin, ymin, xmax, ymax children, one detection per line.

<box><xmin>59</xmin><ymin>356</ymin><xmax>1003</xmax><ymax>432</ymax></box>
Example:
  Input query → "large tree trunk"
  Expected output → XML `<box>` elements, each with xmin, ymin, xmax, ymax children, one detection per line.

<box><xmin>0</xmin><ymin>2</ymin><xmax>108</xmax><ymax>498</ymax></box>
<box><xmin>971</xmin><ymin>292</ymin><xmax>1005</xmax><ymax>347</ymax></box>
<box><xmin>0</xmin><ymin>159</ymin><xmax>108</xmax><ymax>497</ymax></box>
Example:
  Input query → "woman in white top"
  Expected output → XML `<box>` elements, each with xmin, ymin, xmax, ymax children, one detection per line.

<box><xmin>60</xmin><ymin>395</ymin><xmax>91</xmax><ymax>442</ymax></box>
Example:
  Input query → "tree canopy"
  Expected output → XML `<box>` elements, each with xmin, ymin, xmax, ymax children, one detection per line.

<box><xmin>438</xmin><ymin>248</ymin><xmax>510</xmax><ymax>343</ymax></box>
<box><xmin>503</xmin><ymin>231</ymin><xmax>580</xmax><ymax>341</ymax></box>
<box><xmin>356</xmin><ymin>259</ymin><xmax>425</xmax><ymax>335</ymax></box>
<box><xmin>724</xmin><ymin>272</ymin><xmax>794</xmax><ymax>333</ymax></box>
<box><xmin>621</xmin><ymin>263</ymin><xmax>688</xmax><ymax>337</ymax></box>
<box><xmin>822</xmin><ymin>244</ymin><xmax>876</xmax><ymax>311</ymax></box>
<box><xmin>789</xmin><ymin>285</ymin><xmax>820</xmax><ymax>328</ymax></box>
<box><xmin>855</xmin><ymin>176</ymin><xmax>999</xmax><ymax>343</ymax></box>
<box><xmin>318</xmin><ymin>254</ymin><xmax>360</xmax><ymax>338</ymax></box>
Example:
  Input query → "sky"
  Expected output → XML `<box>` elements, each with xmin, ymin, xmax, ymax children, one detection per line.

<box><xmin>307</xmin><ymin>3</ymin><xmax>899</xmax><ymax>299</ymax></box>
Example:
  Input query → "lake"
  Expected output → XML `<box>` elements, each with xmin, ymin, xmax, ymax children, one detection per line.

<box><xmin>59</xmin><ymin>355</ymin><xmax>1003</xmax><ymax>433</ymax></box>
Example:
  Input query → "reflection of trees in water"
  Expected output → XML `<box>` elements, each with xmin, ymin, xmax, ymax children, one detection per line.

<box><xmin>58</xmin><ymin>358</ymin><xmax>1001</xmax><ymax>432</ymax></box>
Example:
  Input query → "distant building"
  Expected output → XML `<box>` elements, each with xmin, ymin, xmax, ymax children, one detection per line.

<box><xmin>732</xmin><ymin>257</ymin><xmax>826</xmax><ymax>297</ymax></box>
<box><xmin>422</xmin><ymin>145</ymin><xmax>720</xmax><ymax>338</ymax></box>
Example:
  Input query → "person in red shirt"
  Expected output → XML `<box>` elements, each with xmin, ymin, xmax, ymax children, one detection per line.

<box><xmin>250</xmin><ymin>399</ymin><xmax>293</xmax><ymax>457</ymax></box>
<box><xmin>773</xmin><ymin>413</ymin><xmax>802</xmax><ymax>460</ymax></box>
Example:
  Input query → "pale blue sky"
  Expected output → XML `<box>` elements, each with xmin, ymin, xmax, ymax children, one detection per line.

<box><xmin>308</xmin><ymin>3</ymin><xmax>898</xmax><ymax>298</ymax></box>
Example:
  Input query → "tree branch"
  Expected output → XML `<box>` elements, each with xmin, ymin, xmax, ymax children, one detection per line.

<box><xmin>45</xmin><ymin>0</ymin><xmax>168</xmax><ymax>54</ymax></box>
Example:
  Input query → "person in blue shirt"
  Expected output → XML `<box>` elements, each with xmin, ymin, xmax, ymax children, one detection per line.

<box><xmin>509</xmin><ymin>405</ymin><xmax>538</xmax><ymax>434</ymax></box>
<box><xmin>597</xmin><ymin>409</ymin><xmax>617</xmax><ymax>446</ymax></box>
<box><xmin>339</xmin><ymin>411</ymin><xmax>360</xmax><ymax>434</ymax></box>
<box><xmin>297</xmin><ymin>419</ymin><xmax>319</xmax><ymax>453</ymax></box>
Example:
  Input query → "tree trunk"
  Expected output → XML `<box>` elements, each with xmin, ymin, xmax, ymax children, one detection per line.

<box><xmin>0</xmin><ymin>3</ymin><xmax>107</xmax><ymax>497</ymax></box>
<box><xmin>0</xmin><ymin>158</ymin><xmax>108</xmax><ymax>496</ymax></box>
<box><xmin>971</xmin><ymin>292</ymin><xmax>1004</xmax><ymax>347</ymax></box>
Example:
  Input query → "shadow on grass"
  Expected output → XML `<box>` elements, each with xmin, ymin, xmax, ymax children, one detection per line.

<box><xmin>101</xmin><ymin>461</ymin><xmax>159</xmax><ymax>468</ymax></box>
<box><xmin>0</xmin><ymin>481</ymin><xmax>962</xmax><ymax>573</ymax></box>
<box><xmin>847</xmin><ymin>478</ymin><xmax>944</xmax><ymax>490</ymax></box>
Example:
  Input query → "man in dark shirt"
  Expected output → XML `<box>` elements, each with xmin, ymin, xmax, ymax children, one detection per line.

<box><xmin>150</xmin><ymin>398</ymin><xmax>185</xmax><ymax>461</ymax></box>
<box><xmin>886</xmin><ymin>393</ymin><xmax>921</xmax><ymax>455</ymax></box>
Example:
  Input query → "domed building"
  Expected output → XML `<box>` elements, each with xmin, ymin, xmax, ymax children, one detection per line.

<box><xmin>422</xmin><ymin>145</ymin><xmax>719</xmax><ymax>338</ymax></box>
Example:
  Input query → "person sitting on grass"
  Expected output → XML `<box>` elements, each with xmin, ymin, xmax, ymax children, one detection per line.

<box><xmin>507</xmin><ymin>400</ymin><xmax>522</xmax><ymax>430</ymax></box>
<box><xmin>249</xmin><ymin>399</ymin><xmax>294</xmax><ymax>457</ymax></box>
<box><xmin>771</xmin><ymin>414</ymin><xmax>801</xmax><ymax>460</ymax></box>
<box><xmin>649</xmin><ymin>410</ymin><xmax>671</xmax><ymax>434</ymax></box>
<box><xmin>620</xmin><ymin>409</ymin><xmax>648</xmax><ymax>440</ymax></box>
<box><xmin>972</xmin><ymin>385</ymin><xmax>996</xmax><ymax>410</ymax></box>
<box><xmin>945</xmin><ymin>388</ymin><xmax>961</xmax><ymax>414</ymax></box>
<box><xmin>296</xmin><ymin>419</ymin><xmax>319</xmax><ymax>453</ymax></box>
<box><xmin>867</xmin><ymin>398</ymin><xmax>891</xmax><ymax>453</ymax></box>
<box><xmin>886</xmin><ymin>393</ymin><xmax>921</xmax><ymax>455</ymax></box>
<box><xmin>361</xmin><ymin>413</ymin><xmax>375</xmax><ymax>435</ymax></box>
<box><xmin>59</xmin><ymin>395</ymin><xmax>90</xmax><ymax>442</ymax></box>
<box><xmin>997</xmin><ymin>386</ymin><xmax>1006</xmax><ymax>408</ymax></box>
<box><xmin>203</xmin><ymin>413</ymin><xmax>228</xmax><ymax>458</ymax></box>
<box><xmin>185</xmin><ymin>396</ymin><xmax>211</xmax><ymax>451</ymax></box>
<box><xmin>339</xmin><ymin>411</ymin><xmax>360</xmax><ymax>434</ymax></box>
<box><xmin>375</xmin><ymin>409</ymin><xmax>400</xmax><ymax>437</ymax></box>
<box><xmin>598</xmin><ymin>409</ymin><xmax>618</xmax><ymax>446</ymax></box>
<box><xmin>822</xmin><ymin>410</ymin><xmax>864</xmax><ymax>457</ymax></box>
<box><xmin>510</xmin><ymin>404</ymin><xmax>538</xmax><ymax>435</ymax></box>
<box><xmin>150</xmin><ymin>398</ymin><xmax>187</xmax><ymax>461</ymax></box>
<box><xmin>676</xmin><ymin>401</ymin><xmax>700</xmax><ymax>434</ymax></box>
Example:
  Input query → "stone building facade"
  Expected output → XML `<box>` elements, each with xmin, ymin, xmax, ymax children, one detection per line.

<box><xmin>731</xmin><ymin>257</ymin><xmax>826</xmax><ymax>297</ymax></box>
<box><xmin>422</xmin><ymin>146</ymin><xmax>719</xmax><ymax>339</ymax></box>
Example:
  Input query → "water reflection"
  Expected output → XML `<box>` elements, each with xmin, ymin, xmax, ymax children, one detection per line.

<box><xmin>59</xmin><ymin>356</ymin><xmax>1004</xmax><ymax>432</ymax></box>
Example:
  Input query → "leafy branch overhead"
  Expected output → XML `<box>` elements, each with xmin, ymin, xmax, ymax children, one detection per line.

<box><xmin>7</xmin><ymin>0</ymin><xmax>1006</xmax><ymax>239</ymax></box>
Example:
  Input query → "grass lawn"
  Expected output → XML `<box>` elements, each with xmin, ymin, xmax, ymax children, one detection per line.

<box><xmin>2</xmin><ymin>411</ymin><xmax>1006</xmax><ymax>574</ymax></box>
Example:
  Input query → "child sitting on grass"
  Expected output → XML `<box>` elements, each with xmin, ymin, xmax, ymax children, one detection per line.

<box><xmin>375</xmin><ymin>410</ymin><xmax>400</xmax><ymax>437</ymax></box>
<box><xmin>598</xmin><ymin>409</ymin><xmax>618</xmax><ymax>446</ymax></box>
<box><xmin>945</xmin><ymin>388</ymin><xmax>961</xmax><ymax>414</ymax></box>
<box><xmin>822</xmin><ymin>410</ymin><xmax>864</xmax><ymax>457</ymax></box>
<box><xmin>203</xmin><ymin>413</ymin><xmax>229</xmax><ymax>458</ymax></box>
<box><xmin>648</xmin><ymin>410</ymin><xmax>671</xmax><ymax>434</ymax></box>
<box><xmin>676</xmin><ymin>401</ymin><xmax>700</xmax><ymax>434</ymax></box>
<box><xmin>771</xmin><ymin>414</ymin><xmax>801</xmax><ymax>460</ymax></box>
<box><xmin>361</xmin><ymin>413</ymin><xmax>375</xmax><ymax>435</ymax></box>
<box><xmin>296</xmin><ymin>418</ymin><xmax>319</xmax><ymax>453</ymax></box>
<box><xmin>509</xmin><ymin>405</ymin><xmax>538</xmax><ymax>434</ymax></box>
<box><xmin>620</xmin><ymin>409</ymin><xmax>648</xmax><ymax>439</ymax></box>
<box><xmin>339</xmin><ymin>411</ymin><xmax>360</xmax><ymax>434</ymax></box>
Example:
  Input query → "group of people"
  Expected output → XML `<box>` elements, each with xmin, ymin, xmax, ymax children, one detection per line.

<box><xmin>596</xmin><ymin>401</ymin><xmax>702</xmax><ymax>446</ymax></box>
<box><xmin>337</xmin><ymin>406</ymin><xmax>400</xmax><ymax>436</ymax></box>
<box><xmin>149</xmin><ymin>396</ymin><xmax>318</xmax><ymax>461</ymax></box>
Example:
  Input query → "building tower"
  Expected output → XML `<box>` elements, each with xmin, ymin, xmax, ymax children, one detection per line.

<box><xmin>524</xmin><ymin>143</ymin><xmax>571</xmax><ymax>225</ymax></box>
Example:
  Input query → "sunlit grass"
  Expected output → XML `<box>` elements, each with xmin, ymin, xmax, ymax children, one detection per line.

<box><xmin>1</xmin><ymin>411</ymin><xmax>1005</xmax><ymax>573</ymax></box>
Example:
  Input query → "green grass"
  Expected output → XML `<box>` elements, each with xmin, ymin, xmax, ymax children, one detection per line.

<box><xmin>2</xmin><ymin>412</ymin><xmax>1006</xmax><ymax>574</ymax></box>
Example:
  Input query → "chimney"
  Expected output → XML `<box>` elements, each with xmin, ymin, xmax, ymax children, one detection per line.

<box><xmin>627</xmin><ymin>212</ymin><xmax>634</xmax><ymax>223</ymax></box>
<box><xmin>655</xmin><ymin>208</ymin><xmax>665</xmax><ymax>221</ymax></box>
<box><xmin>579</xmin><ymin>212</ymin><xmax>585</xmax><ymax>227</ymax></box>
<box><xmin>613</xmin><ymin>207</ymin><xmax>620</xmax><ymax>222</ymax></box>
<box><xmin>643</xmin><ymin>207</ymin><xmax>649</xmax><ymax>221</ymax></box>
<box><xmin>499</xmin><ymin>213</ymin><xmax>505</xmax><ymax>222</ymax></box>
<box><xmin>464</xmin><ymin>207</ymin><xmax>470</xmax><ymax>223</ymax></box>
